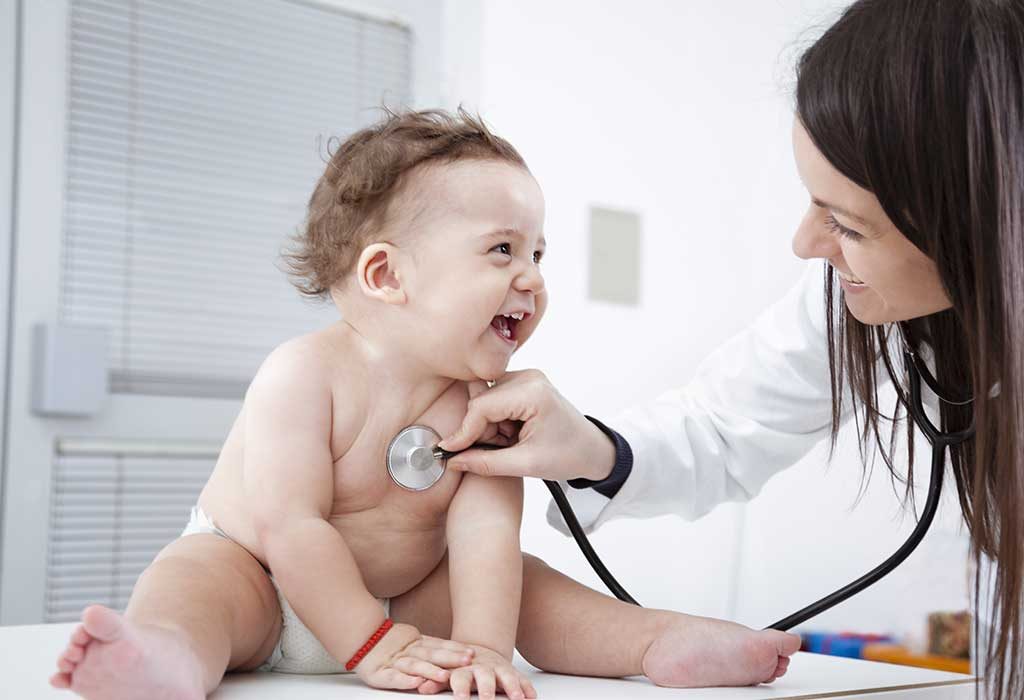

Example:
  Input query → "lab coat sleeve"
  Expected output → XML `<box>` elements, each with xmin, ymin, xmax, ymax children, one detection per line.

<box><xmin>546</xmin><ymin>261</ymin><xmax>842</xmax><ymax>535</ymax></box>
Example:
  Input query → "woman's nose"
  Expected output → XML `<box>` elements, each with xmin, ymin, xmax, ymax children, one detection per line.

<box><xmin>792</xmin><ymin>207</ymin><xmax>841</xmax><ymax>260</ymax></box>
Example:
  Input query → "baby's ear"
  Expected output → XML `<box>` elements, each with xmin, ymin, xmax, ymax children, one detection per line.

<box><xmin>356</xmin><ymin>243</ymin><xmax>406</xmax><ymax>305</ymax></box>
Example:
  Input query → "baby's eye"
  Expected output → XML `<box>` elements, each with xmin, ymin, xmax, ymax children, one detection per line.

<box><xmin>491</xmin><ymin>242</ymin><xmax>513</xmax><ymax>256</ymax></box>
<box><xmin>533</xmin><ymin>250</ymin><xmax>544</xmax><ymax>264</ymax></box>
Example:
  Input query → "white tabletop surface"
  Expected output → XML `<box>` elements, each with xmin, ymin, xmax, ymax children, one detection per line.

<box><xmin>3</xmin><ymin>623</ymin><xmax>976</xmax><ymax>699</ymax></box>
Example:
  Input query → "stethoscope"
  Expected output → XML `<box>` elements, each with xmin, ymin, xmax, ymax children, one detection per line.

<box><xmin>385</xmin><ymin>339</ymin><xmax>976</xmax><ymax>632</ymax></box>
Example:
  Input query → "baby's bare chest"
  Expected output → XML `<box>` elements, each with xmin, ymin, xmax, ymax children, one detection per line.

<box><xmin>326</xmin><ymin>385</ymin><xmax>475</xmax><ymax>596</ymax></box>
<box><xmin>329</xmin><ymin>383</ymin><xmax>473</xmax><ymax>526</ymax></box>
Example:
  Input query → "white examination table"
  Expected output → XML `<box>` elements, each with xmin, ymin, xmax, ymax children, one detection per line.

<box><xmin>4</xmin><ymin>623</ymin><xmax>975</xmax><ymax>699</ymax></box>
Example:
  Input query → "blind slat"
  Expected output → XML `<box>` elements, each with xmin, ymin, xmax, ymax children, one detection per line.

<box><xmin>61</xmin><ymin>0</ymin><xmax>410</xmax><ymax>399</ymax></box>
<box><xmin>46</xmin><ymin>451</ymin><xmax>213</xmax><ymax>622</ymax></box>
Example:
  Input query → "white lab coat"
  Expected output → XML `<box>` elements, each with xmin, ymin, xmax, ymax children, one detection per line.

<box><xmin>545</xmin><ymin>260</ymin><xmax>1002</xmax><ymax>672</ymax></box>
<box><xmin>546</xmin><ymin>261</ymin><xmax>841</xmax><ymax>534</ymax></box>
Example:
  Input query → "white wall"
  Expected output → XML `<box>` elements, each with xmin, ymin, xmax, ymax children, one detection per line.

<box><xmin>461</xmin><ymin>0</ymin><xmax>972</xmax><ymax>644</ymax></box>
<box><xmin>0</xmin><ymin>0</ymin><xmax>18</xmax><ymax>577</ymax></box>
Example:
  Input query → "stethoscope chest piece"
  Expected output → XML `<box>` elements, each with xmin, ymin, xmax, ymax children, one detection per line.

<box><xmin>387</xmin><ymin>425</ymin><xmax>446</xmax><ymax>491</ymax></box>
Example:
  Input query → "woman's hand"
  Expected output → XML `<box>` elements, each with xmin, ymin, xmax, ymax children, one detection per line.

<box><xmin>354</xmin><ymin>622</ymin><xmax>476</xmax><ymax>691</ymax></box>
<box><xmin>416</xmin><ymin>644</ymin><xmax>538</xmax><ymax>700</ymax></box>
<box><xmin>438</xmin><ymin>369</ymin><xmax>616</xmax><ymax>482</ymax></box>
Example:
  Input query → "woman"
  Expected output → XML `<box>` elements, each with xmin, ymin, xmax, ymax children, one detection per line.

<box><xmin>438</xmin><ymin>0</ymin><xmax>1024</xmax><ymax>696</ymax></box>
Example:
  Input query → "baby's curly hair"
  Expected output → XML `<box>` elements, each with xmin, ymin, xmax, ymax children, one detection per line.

<box><xmin>284</xmin><ymin>107</ymin><xmax>528</xmax><ymax>298</ymax></box>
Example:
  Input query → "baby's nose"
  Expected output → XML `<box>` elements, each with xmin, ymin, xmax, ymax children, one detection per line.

<box><xmin>515</xmin><ymin>264</ymin><xmax>545</xmax><ymax>294</ymax></box>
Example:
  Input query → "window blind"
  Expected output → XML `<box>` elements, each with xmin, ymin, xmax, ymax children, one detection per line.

<box><xmin>45</xmin><ymin>448</ymin><xmax>217</xmax><ymax>622</ymax></box>
<box><xmin>60</xmin><ymin>0</ymin><xmax>412</xmax><ymax>398</ymax></box>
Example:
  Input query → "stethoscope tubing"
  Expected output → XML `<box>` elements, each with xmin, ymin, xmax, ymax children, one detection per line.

<box><xmin>394</xmin><ymin>351</ymin><xmax>976</xmax><ymax>632</ymax></box>
<box><xmin>545</xmin><ymin>351</ymin><xmax>976</xmax><ymax>632</ymax></box>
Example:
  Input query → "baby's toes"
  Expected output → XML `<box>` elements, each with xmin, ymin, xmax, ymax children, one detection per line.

<box><xmin>775</xmin><ymin>655</ymin><xmax>791</xmax><ymax>677</ymax></box>
<box><xmin>71</xmin><ymin>624</ymin><xmax>93</xmax><ymax>647</ymax></box>
<box><xmin>64</xmin><ymin>642</ymin><xmax>86</xmax><ymax>664</ymax></box>
<box><xmin>57</xmin><ymin>655</ymin><xmax>77</xmax><ymax>674</ymax></box>
<box><xmin>50</xmin><ymin>671</ymin><xmax>72</xmax><ymax>689</ymax></box>
<box><xmin>774</xmin><ymin>631</ymin><xmax>801</xmax><ymax>656</ymax></box>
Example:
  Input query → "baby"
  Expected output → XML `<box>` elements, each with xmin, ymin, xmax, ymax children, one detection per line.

<box><xmin>50</xmin><ymin>109</ymin><xmax>801</xmax><ymax>699</ymax></box>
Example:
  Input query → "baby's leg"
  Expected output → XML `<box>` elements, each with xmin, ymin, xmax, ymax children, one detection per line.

<box><xmin>391</xmin><ymin>552</ymin><xmax>800</xmax><ymax>690</ymax></box>
<box><xmin>51</xmin><ymin>534</ymin><xmax>281</xmax><ymax>699</ymax></box>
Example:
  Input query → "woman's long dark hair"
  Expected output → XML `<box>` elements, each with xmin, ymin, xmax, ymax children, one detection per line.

<box><xmin>797</xmin><ymin>0</ymin><xmax>1023</xmax><ymax>696</ymax></box>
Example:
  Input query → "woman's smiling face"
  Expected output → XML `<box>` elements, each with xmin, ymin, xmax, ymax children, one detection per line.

<box><xmin>790</xmin><ymin>119</ymin><xmax>952</xmax><ymax>325</ymax></box>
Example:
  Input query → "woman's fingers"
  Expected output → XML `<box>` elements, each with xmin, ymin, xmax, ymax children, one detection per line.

<box><xmin>439</xmin><ymin>394</ymin><xmax>514</xmax><ymax>452</ymax></box>
<box><xmin>497</xmin><ymin>419</ymin><xmax>521</xmax><ymax>443</ymax></box>
<box><xmin>437</xmin><ymin>367</ymin><xmax>610</xmax><ymax>483</ymax></box>
<box><xmin>439</xmin><ymin>371</ymin><xmax>542</xmax><ymax>452</ymax></box>
<box><xmin>445</xmin><ymin>443</ymin><xmax>534</xmax><ymax>478</ymax></box>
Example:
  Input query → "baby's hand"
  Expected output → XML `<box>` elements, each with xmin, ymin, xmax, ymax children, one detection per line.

<box><xmin>354</xmin><ymin>622</ymin><xmax>476</xmax><ymax>691</ymax></box>
<box><xmin>416</xmin><ymin>644</ymin><xmax>538</xmax><ymax>700</ymax></box>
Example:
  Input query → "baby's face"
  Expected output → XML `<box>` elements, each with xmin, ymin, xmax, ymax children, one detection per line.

<box><xmin>395</xmin><ymin>159</ymin><xmax>547</xmax><ymax>381</ymax></box>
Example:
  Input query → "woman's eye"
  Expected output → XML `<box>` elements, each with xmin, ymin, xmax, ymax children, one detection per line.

<box><xmin>491</xmin><ymin>242</ymin><xmax>512</xmax><ymax>256</ymax></box>
<box><xmin>824</xmin><ymin>214</ymin><xmax>864</xmax><ymax>241</ymax></box>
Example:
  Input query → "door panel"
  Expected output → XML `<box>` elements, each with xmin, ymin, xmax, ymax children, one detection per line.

<box><xmin>1</xmin><ymin>0</ymin><xmax>435</xmax><ymax>624</ymax></box>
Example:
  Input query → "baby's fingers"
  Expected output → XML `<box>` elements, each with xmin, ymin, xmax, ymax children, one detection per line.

<box><xmin>367</xmin><ymin>667</ymin><xmax>426</xmax><ymax>691</ymax></box>
<box><xmin>494</xmin><ymin>666</ymin><xmax>531</xmax><ymax>700</ymax></box>
<box><xmin>392</xmin><ymin>656</ymin><xmax>451</xmax><ymax>685</ymax></box>
<box><xmin>418</xmin><ymin>635</ymin><xmax>476</xmax><ymax>654</ymax></box>
<box><xmin>450</xmin><ymin>666</ymin><xmax>475</xmax><ymax>700</ymax></box>
<box><xmin>407</xmin><ymin>642</ymin><xmax>475</xmax><ymax>668</ymax></box>
<box><xmin>416</xmin><ymin>678</ymin><xmax>446</xmax><ymax>694</ymax></box>
<box><xmin>474</xmin><ymin>666</ymin><xmax>497</xmax><ymax>700</ymax></box>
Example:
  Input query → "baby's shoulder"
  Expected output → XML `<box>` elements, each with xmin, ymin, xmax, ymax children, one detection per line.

<box><xmin>244</xmin><ymin>330</ymin><xmax>366</xmax><ymax>447</ymax></box>
<box><xmin>247</xmin><ymin>327</ymin><xmax>359</xmax><ymax>409</ymax></box>
<box><xmin>253</xmin><ymin>333</ymin><xmax>335</xmax><ymax>386</ymax></box>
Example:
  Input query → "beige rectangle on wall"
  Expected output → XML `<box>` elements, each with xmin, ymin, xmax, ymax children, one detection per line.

<box><xmin>588</xmin><ymin>206</ymin><xmax>641</xmax><ymax>305</ymax></box>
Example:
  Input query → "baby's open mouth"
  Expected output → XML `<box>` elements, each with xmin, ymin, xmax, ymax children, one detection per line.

<box><xmin>490</xmin><ymin>312</ymin><xmax>526</xmax><ymax>343</ymax></box>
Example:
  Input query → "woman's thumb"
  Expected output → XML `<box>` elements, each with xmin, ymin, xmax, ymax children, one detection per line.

<box><xmin>438</xmin><ymin>396</ymin><xmax>500</xmax><ymax>451</ymax></box>
<box><xmin>438</xmin><ymin>417</ymin><xmax>475</xmax><ymax>452</ymax></box>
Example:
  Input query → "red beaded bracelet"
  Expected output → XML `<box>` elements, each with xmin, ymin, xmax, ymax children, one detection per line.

<box><xmin>345</xmin><ymin>618</ymin><xmax>394</xmax><ymax>671</ymax></box>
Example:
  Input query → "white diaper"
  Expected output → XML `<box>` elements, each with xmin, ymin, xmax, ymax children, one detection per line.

<box><xmin>181</xmin><ymin>506</ymin><xmax>391</xmax><ymax>674</ymax></box>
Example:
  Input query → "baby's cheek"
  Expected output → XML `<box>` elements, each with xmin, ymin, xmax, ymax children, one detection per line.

<box><xmin>513</xmin><ymin>322</ymin><xmax>533</xmax><ymax>348</ymax></box>
<box><xmin>519</xmin><ymin>297</ymin><xmax>548</xmax><ymax>345</ymax></box>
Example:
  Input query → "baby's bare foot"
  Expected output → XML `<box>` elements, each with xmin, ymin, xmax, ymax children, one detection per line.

<box><xmin>50</xmin><ymin>604</ymin><xmax>205</xmax><ymax>700</ymax></box>
<box><xmin>642</xmin><ymin>616</ymin><xmax>800</xmax><ymax>687</ymax></box>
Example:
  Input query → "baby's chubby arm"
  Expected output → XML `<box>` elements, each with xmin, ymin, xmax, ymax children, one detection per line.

<box><xmin>446</xmin><ymin>472</ymin><xmax>524</xmax><ymax>658</ymax></box>
<box><xmin>242</xmin><ymin>342</ymin><xmax>470</xmax><ymax>687</ymax></box>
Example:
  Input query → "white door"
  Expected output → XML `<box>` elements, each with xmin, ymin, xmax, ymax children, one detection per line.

<box><xmin>1</xmin><ymin>0</ymin><xmax>441</xmax><ymax>625</ymax></box>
